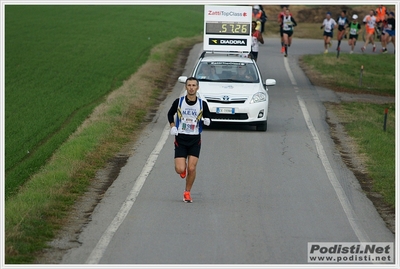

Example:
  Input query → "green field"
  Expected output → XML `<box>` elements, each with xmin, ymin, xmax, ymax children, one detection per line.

<box><xmin>5</xmin><ymin>5</ymin><xmax>204</xmax><ymax>198</ymax></box>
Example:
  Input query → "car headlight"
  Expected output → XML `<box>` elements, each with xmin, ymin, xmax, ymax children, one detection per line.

<box><xmin>250</xmin><ymin>92</ymin><xmax>266</xmax><ymax>104</ymax></box>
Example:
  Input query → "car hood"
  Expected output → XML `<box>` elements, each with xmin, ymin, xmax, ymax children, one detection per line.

<box><xmin>198</xmin><ymin>82</ymin><xmax>263</xmax><ymax>100</ymax></box>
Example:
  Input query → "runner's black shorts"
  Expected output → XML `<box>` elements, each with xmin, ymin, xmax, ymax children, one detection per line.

<box><xmin>283</xmin><ymin>30</ymin><xmax>293</xmax><ymax>37</ymax></box>
<box><xmin>323</xmin><ymin>31</ymin><xmax>333</xmax><ymax>37</ymax></box>
<box><xmin>174</xmin><ymin>134</ymin><xmax>201</xmax><ymax>158</ymax></box>
<box><xmin>280</xmin><ymin>27</ymin><xmax>283</xmax><ymax>37</ymax></box>
<box><xmin>250</xmin><ymin>51</ymin><xmax>258</xmax><ymax>59</ymax></box>
<box><xmin>349</xmin><ymin>34</ymin><xmax>358</xmax><ymax>40</ymax></box>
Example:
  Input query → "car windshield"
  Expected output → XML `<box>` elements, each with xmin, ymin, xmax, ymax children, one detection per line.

<box><xmin>194</xmin><ymin>62</ymin><xmax>259</xmax><ymax>83</ymax></box>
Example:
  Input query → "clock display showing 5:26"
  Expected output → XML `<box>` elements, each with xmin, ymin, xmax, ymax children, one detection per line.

<box><xmin>206</xmin><ymin>22</ymin><xmax>250</xmax><ymax>35</ymax></box>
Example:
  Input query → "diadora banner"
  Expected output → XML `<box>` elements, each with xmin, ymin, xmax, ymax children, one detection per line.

<box><xmin>203</xmin><ymin>5</ymin><xmax>252</xmax><ymax>52</ymax></box>
<box><xmin>208</xmin><ymin>38</ymin><xmax>247</xmax><ymax>46</ymax></box>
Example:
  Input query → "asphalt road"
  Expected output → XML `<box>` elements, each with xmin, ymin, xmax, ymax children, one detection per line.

<box><xmin>61</xmin><ymin>38</ymin><xmax>394</xmax><ymax>265</ymax></box>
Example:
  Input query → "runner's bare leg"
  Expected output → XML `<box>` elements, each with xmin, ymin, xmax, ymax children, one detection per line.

<box><xmin>185</xmin><ymin>155</ymin><xmax>199</xmax><ymax>192</ymax></box>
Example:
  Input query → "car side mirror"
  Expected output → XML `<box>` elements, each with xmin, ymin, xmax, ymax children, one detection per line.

<box><xmin>178</xmin><ymin>76</ymin><xmax>188</xmax><ymax>83</ymax></box>
<box><xmin>265</xmin><ymin>79</ymin><xmax>276</xmax><ymax>86</ymax></box>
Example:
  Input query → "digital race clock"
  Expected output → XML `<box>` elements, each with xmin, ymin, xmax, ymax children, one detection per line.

<box><xmin>206</xmin><ymin>22</ymin><xmax>250</xmax><ymax>35</ymax></box>
<box><xmin>204</xmin><ymin>5</ymin><xmax>252</xmax><ymax>52</ymax></box>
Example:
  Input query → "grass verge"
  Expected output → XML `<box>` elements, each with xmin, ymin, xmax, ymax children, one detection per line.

<box><xmin>300</xmin><ymin>53</ymin><xmax>395</xmax><ymax>96</ymax></box>
<box><xmin>327</xmin><ymin>102</ymin><xmax>395</xmax><ymax>207</ymax></box>
<box><xmin>5</xmin><ymin>35</ymin><xmax>202</xmax><ymax>264</ymax></box>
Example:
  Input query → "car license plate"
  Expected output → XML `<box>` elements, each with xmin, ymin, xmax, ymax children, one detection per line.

<box><xmin>216</xmin><ymin>107</ymin><xmax>235</xmax><ymax>114</ymax></box>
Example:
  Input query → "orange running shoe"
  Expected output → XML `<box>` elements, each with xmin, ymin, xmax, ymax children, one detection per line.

<box><xmin>183</xmin><ymin>191</ymin><xmax>192</xmax><ymax>203</ymax></box>
<box><xmin>281</xmin><ymin>46</ymin><xmax>285</xmax><ymax>53</ymax></box>
<box><xmin>179</xmin><ymin>168</ymin><xmax>186</xmax><ymax>179</ymax></box>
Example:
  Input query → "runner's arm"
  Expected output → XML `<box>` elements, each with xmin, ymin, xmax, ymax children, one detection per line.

<box><xmin>202</xmin><ymin>101</ymin><xmax>212</xmax><ymax>121</ymax></box>
<box><xmin>257</xmin><ymin>31</ymin><xmax>264</xmax><ymax>44</ymax></box>
<box><xmin>278</xmin><ymin>13</ymin><xmax>282</xmax><ymax>24</ymax></box>
<box><xmin>167</xmin><ymin>98</ymin><xmax>179</xmax><ymax>127</ymax></box>
<box><xmin>346</xmin><ymin>22</ymin><xmax>351</xmax><ymax>34</ymax></box>
<box><xmin>291</xmin><ymin>17</ymin><xmax>297</xmax><ymax>27</ymax></box>
<box><xmin>363</xmin><ymin>16</ymin><xmax>367</xmax><ymax>24</ymax></box>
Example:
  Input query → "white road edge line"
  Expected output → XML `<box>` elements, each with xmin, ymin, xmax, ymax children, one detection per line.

<box><xmin>283</xmin><ymin>57</ymin><xmax>370</xmax><ymax>243</ymax></box>
<box><xmin>85</xmin><ymin>123</ymin><xmax>171</xmax><ymax>264</ymax></box>
<box><xmin>283</xmin><ymin>56</ymin><xmax>297</xmax><ymax>86</ymax></box>
<box><xmin>297</xmin><ymin>95</ymin><xmax>370</xmax><ymax>243</ymax></box>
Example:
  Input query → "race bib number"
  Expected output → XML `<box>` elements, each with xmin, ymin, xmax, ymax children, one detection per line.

<box><xmin>325</xmin><ymin>23</ymin><xmax>334</xmax><ymax>32</ymax></box>
<box><xmin>366</xmin><ymin>17</ymin><xmax>376</xmax><ymax>28</ymax></box>
<box><xmin>283</xmin><ymin>22</ymin><xmax>292</xmax><ymax>31</ymax></box>
<box><xmin>181</xmin><ymin>118</ymin><xmax>197</xmax><ymax>133</ymax></box>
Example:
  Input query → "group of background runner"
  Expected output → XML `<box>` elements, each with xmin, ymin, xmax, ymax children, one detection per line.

<box><xmin>320</xmin><ymin>8</ymin><xmax>395</xmax><ymax>54</ymax></box>
<box><xmin>378</xmin><ymin>8</ymin><xmax>396</xmax><ymax>54</ymax></box>
<box><xmin>320</xmin><ymin>5</ymin><xmax>395</xmax><ymax>54</ymax></box>
<box><xmin>253</xmin><ymin>5</ymin><xmax>396</xmax><ymax>56</ymax></box>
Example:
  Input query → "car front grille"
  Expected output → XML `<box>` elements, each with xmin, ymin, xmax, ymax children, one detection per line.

<box><xmin>206</xmin><ymin>99</ymin><xmax>246</xmax><ymax>104</ymax></box>
<box><xmin>210</xmin><ymin>113</ymin><xmax>248</xmax><ymax>120</ymax></box>
<box><xmin>205</xmin><ymin>97</ymin><xmax>247</xmax><ymax>104</ymax></box>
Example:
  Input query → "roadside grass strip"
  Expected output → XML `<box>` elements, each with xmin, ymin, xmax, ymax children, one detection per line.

<box><xmin>300</xmin><ymin>53</ymin><xmax>395</xmax><ymax>96</ymax></box>
<box><xmin>329</xmin><ymin>103</ymin><xmax>395</xmax><ymax>207</ymax></box>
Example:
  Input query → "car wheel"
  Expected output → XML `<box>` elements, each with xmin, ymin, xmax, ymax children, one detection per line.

<box><xmin>256</xmin><ymin>120</ymin><xmax>267</xmax><ymax>131</ymax></box>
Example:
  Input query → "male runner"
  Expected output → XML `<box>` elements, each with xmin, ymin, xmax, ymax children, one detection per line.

<box><xmin>167</xmin><ymin>77</ymin><xmax>211</xmax><ymax>203</ymax></box>
<box><xmin>361</xmin><ymin>10</ymin><xmax>377</xmax><ymax>52</ymax></box>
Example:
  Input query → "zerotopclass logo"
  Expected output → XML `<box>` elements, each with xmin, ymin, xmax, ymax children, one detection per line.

<box><xmin>209</xmin><ymin>38</ymin><xmax>247</xmax><ymax>46</ymax></box>
<box><xmin>207</xmin><ymin>10</ymin><xmax>248</xmax><ymax>17</ymax></box>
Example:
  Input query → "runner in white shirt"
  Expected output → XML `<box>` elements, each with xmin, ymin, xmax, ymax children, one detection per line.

<box><xmin>250</xmin><ymin>20</ymin><xmax>264</xmax><ymax>62</ymax></box>
<box><xmin>321</xmin><ymin>11</ymin><xmax>337</xmax><ymax>53</ymax></box>
<box><xmin>167</xmin><ymin>77</ymin><xmax>211</xmax><ymax>203</ymax></box>
<box><xmin>361</xmin><ymin>9</ymin><xmax>377</xmax><ymax>52</ymax></box>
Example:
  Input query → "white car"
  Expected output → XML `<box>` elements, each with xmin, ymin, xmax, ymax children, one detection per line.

<box><xmin>178</xmin><ymin>51</ymin><xmax>276</xmax><ymax>131</ymax></box>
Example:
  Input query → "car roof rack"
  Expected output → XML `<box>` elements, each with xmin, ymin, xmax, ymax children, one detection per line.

<box><xmin>200</xmin><ymin>50</ymin><xmax>253</xmax><ymax>59</ymax></box>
